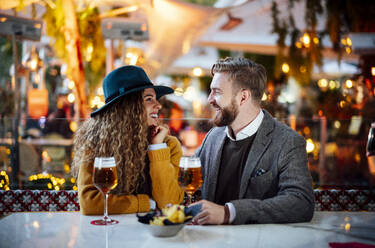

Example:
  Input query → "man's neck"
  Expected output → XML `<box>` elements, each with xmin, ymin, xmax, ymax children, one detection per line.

<box><xmin>229</xmin><ymin>108</ymin><xmax>261</xmax><ymax>137</ymax></box>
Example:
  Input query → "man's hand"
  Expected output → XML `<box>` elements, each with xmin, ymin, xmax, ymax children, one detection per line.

<box><xmin>190</xmin><ymin>200</ymin><xmax>225</xmax><ymax>225</ymax></box>
<box><xmin>151</xmin><ymin>124</ymin><xmax>169</xmax><ymax>144</ymax></box>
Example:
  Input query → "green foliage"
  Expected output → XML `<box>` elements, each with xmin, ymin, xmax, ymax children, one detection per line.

<box><xmin>0</xmin><ymin>38</ymin><xmax>14</xmax><ymax>85</ymax></box>
<box><xmin>77</xmin><ymin>7</ymin><xmax>106</xmax><ymax>95</ymax></box>
<box><xmin>0</xmin><ymin>37</ymin><xmax>21</xmax><ymax>118</ymax></box>
<box><xmin>180</xmin><ymin>0</ymin><xmax>217</xmax><ymax>6</ymax></box>
<box><xmin>271</xmin><ymin>0</ymin><xmax>375</xmax><ymax>85</ymax></box>
<box><xmin>43</xmin><ymin>0</ymin><xmax>66</xmax><ymax>60</ymax></box>
<box><xmin>0</xmin><ymin>86</ymin><xmax>15</xmax><ymax>118</ymax></box>
<box><xmin>244</xmin><ymin>53</ymin><xmax>276</xmax><ymax>81</ymax></box>
<box><xmin>43</xmin><ymin>2</ymin><xmax>106</xmax><ymax>98</ymax></box>
<box><xmin>271</xmin><ymin>0</ymin><xmax>324</xmax><ymax>85</ymax></box>
<box><xmin>217</xmin><ymin>49</ymin><xmax>231</xmax><ymax>59</ymax></box>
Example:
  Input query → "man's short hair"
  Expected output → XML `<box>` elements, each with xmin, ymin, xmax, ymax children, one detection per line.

<box><xmin>211</xmin><ymin>57</ymin><xmax>267</xmax><ymax>104</ymax></box>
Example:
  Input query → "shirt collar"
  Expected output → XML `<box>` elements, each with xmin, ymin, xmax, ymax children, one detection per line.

<box><xmin>225</xmin><ymin>110</ymin><xmax>264</xmax><ymax>141</ymax></box>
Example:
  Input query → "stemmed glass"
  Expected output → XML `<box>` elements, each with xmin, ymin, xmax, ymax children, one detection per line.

<box><xmin>178</xmin><ymin>156</ymin><xmax>202</xmax><ymax>205</ymax></box>
<box><xmin>91</xmin><ymin>157</ymin><xmax>119</xmax><ymax>225</ymax></box>
<box><xmin>367</xmin><ymin>123</ymin><xmax>375</xmax><ymax>180</ymax></box>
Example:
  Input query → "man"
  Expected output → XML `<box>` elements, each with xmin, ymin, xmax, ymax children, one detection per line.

<box><xmin>192</xmin><ymin>57</ymin><xmax>314</xmax><ymax>225</ymax></box>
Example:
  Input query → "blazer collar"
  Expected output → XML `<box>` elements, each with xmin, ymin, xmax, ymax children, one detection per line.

<box><xmin>205</xmin><ymin>129</ymin><xmax>226</xmax><ymax>201</ymax></box>
<box><xmin>239</xmin><ymin>109</ymin><xmax>275</xmax><ymax>197</ymax></box>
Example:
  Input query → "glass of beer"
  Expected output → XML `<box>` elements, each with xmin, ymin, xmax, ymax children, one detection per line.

<box><xmin>178</xmin><ymin>156</ymin><xmax>202</xmax><ymax>205</ymax></box>
<box><xmin>91</xmin><ymin>157</ymin><xmax>119</xmax><ymax>225</ymax></box>
<box><xmin>367</xmin><ymin>123</ymin><xmax>375</xmax><ymax>180</ymax></box>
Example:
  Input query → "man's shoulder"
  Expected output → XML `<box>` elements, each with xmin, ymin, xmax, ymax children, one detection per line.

<box><xmin>205</xmin><ymin>126</ymin><xmax>226</xmax><ymax>139</ymax></box>
<box><xmin>198</xmin><ymin>127</ymin><xmax>226</xmax><ymax>150</ymax></box>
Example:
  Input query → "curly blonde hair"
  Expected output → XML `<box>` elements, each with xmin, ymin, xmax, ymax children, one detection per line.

<box><xmin>71</xmin><ymin>91</ymin><xmax>149</xmax><ymax>195</ymax></box>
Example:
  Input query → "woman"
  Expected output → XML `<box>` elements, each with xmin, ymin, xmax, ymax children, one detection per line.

<box><xmin>72</xmin><ymin>65</ymin><xmax>184</xmax><ymax>215</ymax></box>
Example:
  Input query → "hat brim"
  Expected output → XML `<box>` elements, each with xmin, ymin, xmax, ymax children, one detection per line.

<box><xmin>90</xmin><ymin>85</ymin><xmax>174</xmax><ymax>117</ymax></box>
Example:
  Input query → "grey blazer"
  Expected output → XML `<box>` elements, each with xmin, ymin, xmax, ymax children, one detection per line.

<box><xmin>195</xmin><ymin>110</ymin><xmax>314</xmax><ymax>224</ymax></box>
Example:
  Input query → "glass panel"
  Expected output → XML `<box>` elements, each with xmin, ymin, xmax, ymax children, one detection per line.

<box><xmin>0</xmin><ymin>117</ymin><xmax>373</xmax><ymax>191</ymax></box>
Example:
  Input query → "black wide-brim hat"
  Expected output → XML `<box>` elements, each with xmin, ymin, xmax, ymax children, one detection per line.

<box><xmin>91</xmin><ymin>65</ymin><xmax>174</xmax><ymax>117</ymax></box>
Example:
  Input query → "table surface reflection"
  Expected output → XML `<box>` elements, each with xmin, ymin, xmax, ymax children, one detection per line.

<box><xmin>0</xmin><ymin>211</ymin><xmax>374</xmax><ymax>248</ymax></box>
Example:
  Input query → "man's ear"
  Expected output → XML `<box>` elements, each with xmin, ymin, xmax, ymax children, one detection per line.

<box><xmin>239</xmin><ymin>89</ymin><xmax>251</xmax><ymax>106</ymax></box>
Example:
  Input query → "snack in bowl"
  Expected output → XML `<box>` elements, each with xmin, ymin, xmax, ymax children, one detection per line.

<box><xmin>137</xmin><ymin>203</ymin><xmax>201</xmax><ymax>237</ymax></box>
<box><xmin>151</xmin><ymin>204</ymin><xmax>190</xmax><ymax>226</ymax></box>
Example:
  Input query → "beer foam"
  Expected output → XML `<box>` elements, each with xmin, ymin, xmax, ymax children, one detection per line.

<box><xmin>179</xmin><ymin>163</ymin><xmax>201</xmax><ymax>168</ymax></box>
<box><xmin>179</xmin><ymin>157</ymin><xmax>201</xmax><ymax>168</ymax></box>
<box><xmin>94</xmin><ymin>157</ymin><xmax>116</xmax><ymax>168</ymax></box>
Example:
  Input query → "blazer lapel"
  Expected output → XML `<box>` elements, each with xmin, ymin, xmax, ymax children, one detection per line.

<box><xmin>239</xmin><ymin>110</ymin><xmax>274</xmax><ymax>198</ymax></box>
<box><xmin>206</xmin><ymin>131</ymin><xmax>226</xmax><ymax>202</ymax></box>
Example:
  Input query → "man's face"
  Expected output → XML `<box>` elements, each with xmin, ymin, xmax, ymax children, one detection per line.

<box><xmin>208</xmin><ymin>73</ymin><xmax>239</xmax><ymax>127</ymax></box>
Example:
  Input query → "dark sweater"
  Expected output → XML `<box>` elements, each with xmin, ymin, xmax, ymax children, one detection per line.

<box><xmin>214</xmin><ymin>134</ymin><xmax>256</xmax><ymax>205</ymax></box>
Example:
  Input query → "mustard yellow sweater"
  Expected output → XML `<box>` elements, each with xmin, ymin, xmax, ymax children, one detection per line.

<box><xmin>77</xmin><ymin>136</ymin><xmax>184</xmax><ymax>215</ymax></box>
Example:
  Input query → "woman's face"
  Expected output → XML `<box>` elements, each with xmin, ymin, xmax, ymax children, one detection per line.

<box><xmin>143</xmin><ymin>88</ymin><xmax>162</xmax><ymax>126</ymax></box>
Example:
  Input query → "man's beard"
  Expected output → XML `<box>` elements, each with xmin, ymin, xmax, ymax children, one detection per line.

<box><xmin>212</xmin><ymin>98</ymin><xmax>239</xmax><ymax>127</ymax></box>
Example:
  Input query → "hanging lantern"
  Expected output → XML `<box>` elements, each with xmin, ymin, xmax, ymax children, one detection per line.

<box><xmin>28</xmin><ymin>89</ymin><xmax>48</xmax><ymax>119</ymax></box>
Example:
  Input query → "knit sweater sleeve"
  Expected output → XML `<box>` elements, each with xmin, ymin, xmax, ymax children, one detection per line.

<box><xmin>148</xmin><ymin>135</ymin><xmax>184</xmax><ymax>209</ymax></box>
<box><xmin>77</xmin><ymin>135</ymin><xmax>184</xmax><ymax>215</ymax></box>
<box><xmin>77</xmin><ymin>162</ymin><xmax>150</xmax><ymax>215</ymax></box>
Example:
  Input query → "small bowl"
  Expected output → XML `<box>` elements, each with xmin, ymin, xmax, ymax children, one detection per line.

<box><xmin>142</xmin><ymin>222</ymin><xmax>185</xmax><ymax>237</ymax></box>
<box><xmin>137</xmin><ymin>204</ymin><xmax>202</xmax><ymax>238</ymax></box>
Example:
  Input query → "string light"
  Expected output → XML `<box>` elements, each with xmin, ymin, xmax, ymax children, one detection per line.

<box><xmin>126</xmin><ymin>52</ymin><xmax>139</xmax><ymax>65</ymax></box>
<box><xmin>303</xmin><ymin>126</ymin><xmax>310</xmax><ymax>135</ymax></box>
<box><xmin>28</xmin><ymin>173</ymin><xmax>76</xmax><ymax>191</ymax></box>
<box><xmin>346</xmin><ymin>37</ymin><xmax>352</xmax><ymax>46</ymax></box>
<box><xmin>192</xmin><ymin>67</ymin><xmax>203</xmax><ymax>77</ymax></box>
<box><xmin>68</xmin><ymin>80</ymin><xmax>75</xmax><ymax>90</ymax></box>
<box><xmin>69</xmin><ymin>121</ymin><xmax>77</xmax><ymax>132</ymax></box>
<box><xmin>334</xmin><ymin>121</ymin><xmax>341</xmax><ymax>129</ymax></box>
<box><xmin>96</xmin><ymin>87</ymin><xmax>104</xmax><ymax>95</ymax></box>
<box><xmin>86</xmin><ymin>43</ymin><xmax>94</xmax><ymax>62</ymax></box>
<box><xmin>341</xmin><ymin>36</ymin><xmax>352</xmax><ymax>54</ymax></box>
<box><xmin>261</xmin><ymin>93</ymin><xmax>267</xmax><ymax>101</ymax></box>
<box><xmin>295</xmin><ymin>41</ymin><xmax>303</xmax><ymax>49</ymax></box>
<box><xmin>302</xmin><ymin>33</ymin><xmax>310</xmax><ymax>46</ymax></box>
<box><xmin>317</xmin><ymin>79</ymin><xmax>328</xmax><ymax>88</ymax></box>
<box><xmin>306</xmin><ymin>139</ymin><xmax>315</xmax><ymax>153</ymax></box>
<box><xmin>345</xmin><ymin>80</ymin><xmax>353</xmax><ymax>88</ymax></box>
<box><xmin>67</xmin><ymin>93</ymin><xmax>75</xmax><ymax>103</ymax></box>
<box><xmin>329</xmin><ymin>80</ymin><xmax>336</xmax><ymax>90</ymax></box>
<box><xmin>281</xmin><ymin>63</ymin><xmax>290</xmax><ymax>73</ymax></box>
<box><xmin>313</xmin><ymin>37</ymin><xmax>319</xmax><ymax>44</ymax></box>
<box><xmin>174</xmin><ymin>87</ymin><xmax>184</xmax><ymax>96</ymax></box>
<box><xmin>90</xmin><ymin>95</ymin><xmax>105</xmax><ymax>109</ymax></box>
<box><xmin>0</xmin><ymin>170</ymin><xmax>10</xmax><ymax>190</ymax></box>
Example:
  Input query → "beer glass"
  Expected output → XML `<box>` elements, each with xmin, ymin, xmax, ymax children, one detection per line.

<box><xmin>178</xmin><ymin>156</ymin><xmax>202</xmax><ymax>205</ymax></box>
<box><xmin>367</xmin><ymin>123</ymin><xmax>375</xmax><ymax>179</ymax></box>
<box><xmin>91</xmin><ymin>157</ymin><xmax>119</xmax><ymax>225</ymax></box>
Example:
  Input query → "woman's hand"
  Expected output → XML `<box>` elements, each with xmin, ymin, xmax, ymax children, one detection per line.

<box><xmin>150</xmin><ymin>124</ymin><xmax>169</xmax><ymax>144</ymax></box>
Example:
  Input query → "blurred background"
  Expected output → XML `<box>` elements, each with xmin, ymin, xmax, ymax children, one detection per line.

<box><xmin>0</xmin><ymin>0</ymin><xmax>374</xmax><ymax>191</ymax></box>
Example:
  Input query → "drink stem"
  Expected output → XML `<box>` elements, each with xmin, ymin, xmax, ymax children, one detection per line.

<box><xmin>104</xmin><ymin>192</ymin><xmax>109</xmax><ymax>222</ymax></box>
<box><xmin>187</xmin><ymin>193</ymin><xmax>192</xmax><ymax>205</ymax></box>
